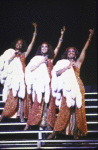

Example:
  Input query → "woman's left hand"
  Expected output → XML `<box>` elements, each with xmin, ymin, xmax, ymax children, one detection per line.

<box><xmin>32</xmin><ymin>22</ymin><xmax>37</xmax><ymax>28</ymax></box>
<box><xmin>61</xmin><ymin>26</ymin><xmax>65</xmax><ymax>35</ymax></box>
<box><xmin>89</xmin><ymin>28</ymin><xmax>94</xmax><ymax>36</ymax></box>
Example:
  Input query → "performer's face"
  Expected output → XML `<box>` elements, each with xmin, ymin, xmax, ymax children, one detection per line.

<box><xmin>41</xmin><ymin>44</ymin><xmax>48</xmax><ymax>54</ymax></box>
<box><xmin>67</xmin><ymin>48</ymin><xmax>75</xmax><ymax>59</ymax></box>
<box><xmin>15</xmin><ymin>40</ymin><xmax>23</xmax><ymax>50</ymax></box>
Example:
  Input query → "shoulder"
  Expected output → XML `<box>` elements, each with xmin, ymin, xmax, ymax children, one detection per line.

<box><xmin>3</xmin><ymin>48</ymin><xmax>15</xmax><ymax>55</ymax></box>
<box><xmin>2</xmin><ymin>48</ymin><xmax>15</xmax><ymax>61</ymax></box>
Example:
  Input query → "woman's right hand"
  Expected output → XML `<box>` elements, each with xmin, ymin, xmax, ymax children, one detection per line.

<box><xmin>65</xmin><ymin>63</ymin><xmax>72</xmax><ymax>70</ymax></box>
<box><xmin>41</xmin><ymin>56</ymin><xmax>48</xmax><ymax>64</ymax></box>
<box><xmin>15</xmin><ymin>50</ymin><xmax>20</xmax><ymax>55</ymax></box>
<box><xmin>37</xmin><ymin>57</ymin><xmax>48</xmax><ymax>66</ymax></box>
<box><xmin>65</xmin><ymin>61</ymin><xmax>75</xmax><ymax>70</ymax></box>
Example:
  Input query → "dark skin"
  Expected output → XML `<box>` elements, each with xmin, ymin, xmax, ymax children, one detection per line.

<box><xmin>56</xmin><ymin>28</ymin><xmax>94</xmax><ymax>76</ymax></box>
<box><xmin>8</xmin><ymin>22</ymin><xmax>37</xmax><ymax>64</ymax></box>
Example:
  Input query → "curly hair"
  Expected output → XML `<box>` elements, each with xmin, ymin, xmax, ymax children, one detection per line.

<box><xmin>35</xmin><ymin>42</ymin><xmax>54</xmax><ymax>59</ymax></box>
<box><xmin>10</xmin><ymin>38</ymin><xmax>27</xmax><ymax>53</ymax></box>
<box><xmin>61</xmin><ymin>47</ymin><xmax>80</xmax><ymax>60</ymax></box>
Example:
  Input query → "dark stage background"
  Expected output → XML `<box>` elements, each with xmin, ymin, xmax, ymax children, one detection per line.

<box><xmin>0</xmin><ymin>0</ymin><xmax>97</xmax><ymax>86</ymax></box>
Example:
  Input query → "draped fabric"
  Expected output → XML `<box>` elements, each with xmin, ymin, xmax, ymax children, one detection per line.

<box><xmin>25</xmin><ymin>56</ymin><xmax>50</xmax><ymax>104</ymax></box>
<box><xmin>53</xmin><ymin>66</ymin><xmax>88</xmax><ymax>136</ymax></box>
<box><xmin>1</xmin><ymin>53</ymin><xmax>28</xmax><ymax>118</ymax></box>
<box><xmin>51</xmin><ymin>59</ymin><xmax>82</xmax><ymax>109</ymax></box>
<box><xmin>1</xmin><ymin>89</ymin><xmax>18</xmax><ymax>118</ymax></box>
<box><xmin>2</xmin><ymin>56</ymin><xmax>25</xmax><ymax>102</ymax></box>
<box><xmin>0</xmin><ymin>49</ymin><xmax>15</xmax><ymax>86</ymax></box>
<box><xmin>27</xmin><ymin>59</ymin><xmax>56</xmax><ymax>128</ymax></box>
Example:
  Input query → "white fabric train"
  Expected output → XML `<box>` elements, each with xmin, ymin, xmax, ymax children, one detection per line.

<box><xmin>0</xmin><ymin>49</ymin><xmax>15</xmax><ymax>85</ymax></box>
<box><xmin>25</xmin><ymin>55</ymin><xmax>50</xmax><ymax>104</ymax></box>
<box><xmin>51</xmin><ymin>59</ymin><xmax>82</xmax><ymax>109</ymax></box>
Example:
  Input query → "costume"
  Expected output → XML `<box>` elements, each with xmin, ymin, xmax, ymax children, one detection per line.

<box><xmin>0</xmin><ymin>49</ymin><xmax>15</xmax><ymax>86</ymax></box>
<box><xmin>25</xmin><ymin>56</ymin><xmax>50</xmax><ymax>104</ymax></box>
<box><xmin>51</xmin><ymin>59</ymin><xmax>88</xmax><ymax>137</ymax></box>
<box><xmin>0</xmin><ymin>52</ymin><xmax>28</xmax><ymax>119</ymax></box>
<box><xmin>25</xmin><ymin>56</ymin><xmax>56</xmax><ymax>129</ymax></box>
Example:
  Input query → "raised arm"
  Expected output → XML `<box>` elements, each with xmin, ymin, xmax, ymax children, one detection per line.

<box><xmin>53</xmin><ymin>26</ymin><xmax>65</xmax><ymax>61</ymax></box>
<box><xmin>25</xmin><ymin>22</ymin><xmax>37</xmax><ymax>58</ymax></box>
<box><xmin>77</xmin><ymin>28</ymin><xmax>94</xmax><ymax>66</ymax></box>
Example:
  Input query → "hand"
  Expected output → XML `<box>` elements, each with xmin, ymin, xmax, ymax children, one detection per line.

<box><xmin>32</xmin><ymin>22</ymin><xmax>37</xmax><ymax>28</ymax></box>
<box><xmin>15</xmin><ymin>50</ymin><xmax>20</xmax><ymax>55</ymax></box>
<box><xmin>38</xmin><ymin>57</ymin><xmax>48</xmax><ymax>65</ymax></box>
<box><xmin>66</xmin><ymin>63</ymin><xmax>71</xmax><ymax>69</ymax></box>
<box><xmin>66</xmin><ymin>61</ymin><xmax>75</xmax><ymax>69</ymax></box>
<box><xmin>61</xmin><ymin>26</ymin><xmax>65</xmax><ymax>35</ymax></box>
<box><xmin>89</xmin><ymin>28</ymin><xmax>94</xmax><ymax>37</ymax></box>
<box><xmin>43</xmin><ymin>56</ymin><xmax>48</xmax><ymax>63</ymax></box>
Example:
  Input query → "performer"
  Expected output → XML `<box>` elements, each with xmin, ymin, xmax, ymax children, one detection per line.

<box><xmin>47</xmin><ymin>28</ymin><xmax>94</xmax><ymax>139</ymax></box>
<box><xmin>0</xmin><ymin>22</ymin><xmax>37</xmax><ymax>122</ymax></box>
<box><xmin>24</xmin><ymin>26</ymin><xmax>65</xmax><ymax>130</ymax></box>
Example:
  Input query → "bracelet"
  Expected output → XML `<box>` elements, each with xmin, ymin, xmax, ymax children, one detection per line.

<box><xmin>33</xmin><ymin>33</ymin><xmax>37</xmax><ymax>35</ymax></box>
<box><xmin>59</xmin><ymin>38</ymin><xmax>63</xmax><ymax>42</ymax></box>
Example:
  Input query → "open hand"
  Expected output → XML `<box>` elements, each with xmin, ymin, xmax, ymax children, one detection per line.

<box><xmin>61</xmin><ymin>26</ymin><xmax>65</xmax><ymax>35</ymax></box>
<box><xmin>89</xmin><ymin>28</ymin><xmax>94</xmax><ymax>36</ymax></box>
<box><xmin>32</xmin><ymin>22</ymin><xmax>37</xmax><ymax>28</ymax></box>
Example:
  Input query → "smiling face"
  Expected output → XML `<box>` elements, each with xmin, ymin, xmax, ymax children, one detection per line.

<box><xmin>41</xmin><ymin>43</ymin><xmax>48</xmax><ymax>54</ymax></box>
<box><xmin>67</xmin><ymin>47</ymin><xmax>76</xmax><ymax>60</ymax></box>
<box><xmin>15</xmin><ymin>40</ymin><xmax>23</xmax><ymax>51</ymax></box>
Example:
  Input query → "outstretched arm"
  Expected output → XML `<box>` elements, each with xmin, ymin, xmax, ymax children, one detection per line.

<box><xmin>77</xmin><ymin>28</ymin><xmax>94</xmax><ymax>66</ymax></box>
<box><xmin>53</xmin><ymin>26</ymin><xmax>65</xmax><ymax>61</ymax></box>
<box><xmin>25</xmin><ymin>22</ymin><xmax>37</xmax><ymax>58</ymax></box>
